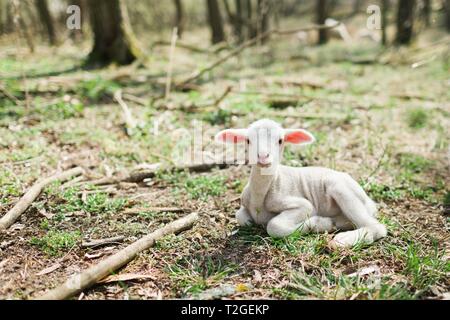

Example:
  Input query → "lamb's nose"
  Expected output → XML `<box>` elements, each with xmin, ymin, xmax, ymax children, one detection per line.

<box><xmin>258</xmin><ymin>152</ymin><xmax>269</xmax><ymax>159</ymax></box>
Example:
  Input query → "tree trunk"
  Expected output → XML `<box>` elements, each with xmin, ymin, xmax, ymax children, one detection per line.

<box><xmin>445</xmin><ymin>0</ymin><xmax>450</xmax><ymax>32</ymax></box>
<box><xmin>206</xmin><ymin>0</ymin><xmax>226</xmax><ymax>44</ymax></box>
<box><xmin>173</xmin><ymin>0</ymin><xmax>185</xmax><ymax>37</ymax></box>
<box><xmin>235</xmin><ymin>0</ymin><xmax>243</xmax><ymax>41</ymax></box>
<box><xmin>395</xmin><ymin>0</ymin><xmax>416</xmax><ymax>45</ymax></box>
<box><xmin>11</xmin><ymin>0</ymin><xmax>34</xmax><ymax>52</ymax></box>
<box><xmin>36</xmin><ymin>0</ymin><xmax>57</xmax><ymax>45</ymax></box>
<box><xmin>422</xmin><ymin>0</ymin><xmax>431</xmax><ymax>27</ymax></box>
<box><xmin>381</xmin><ymin>0</ymin><xmax>389</xmax><ymax>45</ymax></box>
<box><xmin>316</xmin><ymin>0</ymin><xmax>329</xmax><ymax>44</ymax></box>
<box><xmin>87</xmin><ymin>0</ymin><xmax>139</xmax><ymax>67</ymax></box>
<box><xmin>223</xmin><ymin>0</ymin><xmax>243</xmax><ymax>43</ymax></box>
<box><xmin>257</xmin><ymin>0</ymin><xmax>270</xmax><ymax>43</ymax></box>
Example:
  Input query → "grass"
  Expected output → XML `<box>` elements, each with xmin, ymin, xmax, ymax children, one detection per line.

<box><xmin>1</xmin><ymin>29</ymin><xmax>448</xmax><ymax>300</ymax></box>
<box><xmin>277</xmin><ymin>271</ymin><xmax>413</xmax><ymax>300</ymax></box>
<box><xmin>183</xmin><ymin>174</ymin><xmax>227</xmax><ymax>201</ymax></box>
<box><xmin>167</xmin><ymin>256</ymin><xmax>238</xmax><ymax>296</ymax></box>
<box><xmin>30</xmin><ymin>229</ymin><xmax>81</xmax><ymax>256</ymax></box>
<box><xmin>37</xmin><ymin>99</ymin><xmax>84</xmax><ymax>120</ymax></box>
<box><xmin>364</xmin><ymin>182</ymin><xmax>404</xmax><ymax>202</ymax></box>
<box><xmin>76</xmin><ymin>77</ymin><xmax>121</xmax><ymax>102</ymax></box>
<box><xmin>406</xmin><ymin>107</ymin><xmax>429</xmax><ymax>129</ymax></box>
<box><xmin>45</xmin><ymin>185</ymin><xmax>127</xmax><ymax>220</ymax></box>
<box><xmin>155</xmin><ymin>171</ymin><xmax>228</xmax><ymax>201</ymax></box>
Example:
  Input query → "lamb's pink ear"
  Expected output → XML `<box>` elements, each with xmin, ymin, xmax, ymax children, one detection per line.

<box><xmin>284</xmin><ymin>129</ymin><xmax>315</xmax><ymax>145</ymax></box>
<box><xmin>215</xmin><ymin>129</ymin><xmax>248</xmax><ymax>144</ymax></box>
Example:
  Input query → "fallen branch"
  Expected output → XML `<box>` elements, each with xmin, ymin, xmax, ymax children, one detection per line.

<box><xmin>114</xmin><ymin>89</ymin><xmax>138</xmax><ymax>136</ymax></box>
<box><xmin>81</xmin><ymin>236</ymin><xmax>126</xmax><ymax>248</ymax></box>
<box><xmin>124</xmin><ymin>207</ymin><xmax>185</xmax><ymax>214</ymax></box>
<box><xmin>151</xmin><ymin>40</ymin><xmax>211</xmax><ymax>54</ymax></box>
<box><xmin>0</xmin><ymin>167</ymin><xmax>84</xmax><ymax>230</ymax></box>
<box><xmin>84</xmin><ymin>162</ymin><xmax>229</xmax><ymax>186</ymax></box>
<box><xmin>36</xmin><ymin>212</ymin><xmax>199</xmax><ymax>300</ymax></box>
<box><xmin>176</xmin><ymin>22</ymin><xmax>341</xmax><ymax>87</ymax></box>
<box><xmin>0</xmin><ymin>85</ymin><xmax>22</xmax><ymax>105</ymax></box>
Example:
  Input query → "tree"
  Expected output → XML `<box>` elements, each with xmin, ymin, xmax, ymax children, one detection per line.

<box><xmin>87</xmin><ymin>0</ymin><xmax>140</xmax><ymax>67</ymax></box>
<box><xmin>395</xmin><ymin>0</ymin><xmax>416</xmax><ymax>44</ymax></box>
<box><xmin>445</xmin><ymin>0</ymin><xmax>450</xmax><ymax>32</ymax></box>
<box><xmin>206</xmin><ymin>0</ymin><xmax>226</xmax><ymax>44</ymax></box>
<box><xmin>257</xmin><ymin>0</ymin><xmax>270</xmax><ymax>43</ymax></box>
<box><xmin>422</xmin><ymin>0</ymin><xmax>431</xmax><ymax>27</ymax></box>
<box><xmin>223</xmin><ymin>0</ymin><xmax>244</xmax><ymax>43</ymax></box>
<box><xmin>173</xmin><ymin>0</ymin><xmax>185</xmax><ymax>37</ymax></box>
<box><xmin>316</xmin><ymin>0</ymin><xmax>329</xmax><ymax>44</ymax></box>
<box><xmin>381</xmin><ymin>0</ymin><xmax>389</xmax><ymax>45</ymax></box>
<box><xmin>35</xmin><ymin>0</ymin><xmax>57</xmax><ymax>45</ymax></box>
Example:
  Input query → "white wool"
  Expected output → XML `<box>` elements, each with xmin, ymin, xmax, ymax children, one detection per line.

<box><xmin>216</xmin><ymin>119</ymin><xmax>387</xmax><ymax>248</ymax></box>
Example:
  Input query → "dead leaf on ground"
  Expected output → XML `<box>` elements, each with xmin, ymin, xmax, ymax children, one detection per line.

<box><xmin>36</xmin><ymin>263</ymin><xmax>61</xmax><ymax>276</ymax></box>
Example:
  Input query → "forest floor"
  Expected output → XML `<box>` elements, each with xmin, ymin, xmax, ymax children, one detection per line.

<box><xmin>0</xmin><ymin>28</ymin><xmax>449</xmax><ymax>300</ymax></box>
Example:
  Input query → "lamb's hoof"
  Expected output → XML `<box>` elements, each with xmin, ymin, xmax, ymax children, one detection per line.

<box><xmin>329</xmin><ymin>230</ymin><xmax>362</xmax><ymax>248</ymax></box>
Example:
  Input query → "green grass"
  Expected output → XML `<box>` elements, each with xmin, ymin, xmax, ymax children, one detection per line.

<box><xmin>30</xmin><ymin>229</ymin><xmax>81</xmax><ymax>256</ymax></box>
<box><xmin>0</xmin><ymin>170</ymin><xmax>21</xmax><ymax>204</ymax></box>
<box><xmin>398</xmin><ymin>153</ymin><xmax>433</xmax><ymax>173</ymax></box>
<box><xmin>76</xmin><ymin>77</ymin><xmax>121</xmax><ymax>102</ymax></box>
<box><xmin>46</xmin><ymin>185</ymin><xmax>127</xmax><ymax>220</ymax></box>
<box><xmin>406</xmin><ymin>107</ymin><xmax>429</xmax><ymax>129</ymax></box>
<box><xmin>364</xmin><ymin>181</ymin><xmax>405</xmax><ymax>202</ymax></box>
<box><xmin>276</xmin><ymin>271</ymin><xmax>413</xmax><ymax>300</ymax></box>
<box><xmin>37</xmin><ymin>100</ymin><xmax>84</xmax><ymax>120</ymax></box>
<box><xmin>183</xmin><ymin>174</ymin><xmax>227</xmax><ymax>201</ymax></box>
<box><xmin>270</xmin><ymin>231</ymin><xmax>328</xmax><ymax>255</ymax></box>
<box><xmin>155</xmin><ymin>171</ymin><xmax>227</xmax><ymax>201</ymax></box>
<box><xmin>167</xmin><ymin>256</ymin><xmax>238</xmax><ymax>295</ymax></box>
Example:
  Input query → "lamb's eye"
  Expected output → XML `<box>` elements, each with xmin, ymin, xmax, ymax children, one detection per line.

<box><xmin>246</xmin><ymin>139</ymin><xmax>250</xmax><ymax>144</ymax></box>
<box><xmin>278</xmin><ymin>139</ymin><xmax>283</xmax><ymax>145</ymax></box>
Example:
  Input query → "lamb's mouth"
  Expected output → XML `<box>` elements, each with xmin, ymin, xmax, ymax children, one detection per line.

<box><xmin>257</xmin><ymin>162</ymin><xmax>272</xmax><ymax>168</ymax></box>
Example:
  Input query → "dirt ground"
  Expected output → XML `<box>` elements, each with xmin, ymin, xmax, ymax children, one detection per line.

<box><xmin>0</xmin><ymin>22</ymin><xmax>449</xmax><ymax>300</ymax></box>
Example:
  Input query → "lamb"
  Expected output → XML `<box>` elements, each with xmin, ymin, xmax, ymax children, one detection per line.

<box><xmin>215</xmin><ymin>119</ymin><xmax>387</xmax><ymax>248</ymax></box>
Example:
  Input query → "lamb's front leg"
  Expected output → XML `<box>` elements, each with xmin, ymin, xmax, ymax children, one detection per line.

<box><xmin>235</xmin><ymin>206</ymin><xmax>253</xmax><ymax>226</ymax></box>
<box><xmin>266</xmin><ymin>197</ymin><xmax>332</xmax><ymax>238</ymax></box>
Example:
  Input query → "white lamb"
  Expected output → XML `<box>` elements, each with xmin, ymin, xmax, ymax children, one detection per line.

<box><xmin>215</xmin><ymin>119</ymin><xmax>387</xmax><ymax>248</ymax></box>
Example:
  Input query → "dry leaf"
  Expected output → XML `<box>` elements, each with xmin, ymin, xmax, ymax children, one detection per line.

<box><xmin>348</xmin><ymin>265</ymin><xmax>380</xmax><ymax>277</ymax></box>
<box><xmin>36</xmin><ymin>263</ymin><xmax>61</xmax><ymax>276</ymax></box>
<box><xmin>253</xmin><ymin>270</ymin><xmax>263</xmax><ymax>283</ymax></box>
<box><xmin>84</xmin><ymin>252</ymin><xmax>104</xmax><ymax>259</ymax></box>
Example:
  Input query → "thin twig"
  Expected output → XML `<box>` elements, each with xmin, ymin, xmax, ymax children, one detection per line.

<box><xmin>81</xmin><ymin>236</ymin><xmax>126</xmax><ymax>248</ymax></box>
<box><xmin>114</xmin><ymin>89</ymin><xmax>138</xmax><ymax>136</ymax></box>
<box><xmin>176</xmin><ymin>22</ymin><xmax>341</xmax><ymax>87</ymax></box>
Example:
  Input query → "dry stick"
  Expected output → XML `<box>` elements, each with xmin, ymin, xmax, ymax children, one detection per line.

<box><xmin>152</xmin><ymin>40</ymin><xmax>210</xmax><ymax>54</ymax></box>
<box><xmin>122</xmin><ymin>93</ymin><xmax>147</xmax><ymax>106</ymax></box>
<box><xmin>84</xmin><ymin>162</ymin><xmax>230</xmax><ymax>186</ymax></box>
<box><xmin>0</xmin><ymin>167</ymin><xmax>84</xmax><ymax>230</ymax></box>
<box><xmin>0</xmin><ymin>85</ymin><xmax>22</xmax><ymax>106</ymax></box>
<box><xmin>176</xmin><ymin>22</ymin><xmax>341</xmax><ymax>87</ymax></box>
<box><xmin>36</xmin><ymin>212</ymin><xmax>199</xmax><ymax>300</ymax></box>
<box><xmin>81</xmin><ymin>236</ymin><xmax>126</xmax><ymax>248</ymax></box>
<box><xmin>114</xmin><ymin>89</ymin><xmax>138</xmax><ymax>136</ymax></box>
<box><xmin>165</xmin><ymin>27</ymin><xmax>178</xmax><ymax>100</ymax></box>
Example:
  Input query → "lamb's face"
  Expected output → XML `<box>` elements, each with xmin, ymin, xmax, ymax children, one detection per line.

<box><xmin>215</xmin><ymin>119</ymin><xmax>315</xmax><ymax>169</ymax></box>
<box><xmin>246</xmin><ymin>120</ymin><xmax>284</xmax><ymax>168</ymax></box>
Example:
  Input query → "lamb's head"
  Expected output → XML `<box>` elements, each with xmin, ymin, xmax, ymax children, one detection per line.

<box><xmin>215</xmin><ymin>119</ymin><xmax>314</xmax><ymax>168</ymax></box>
